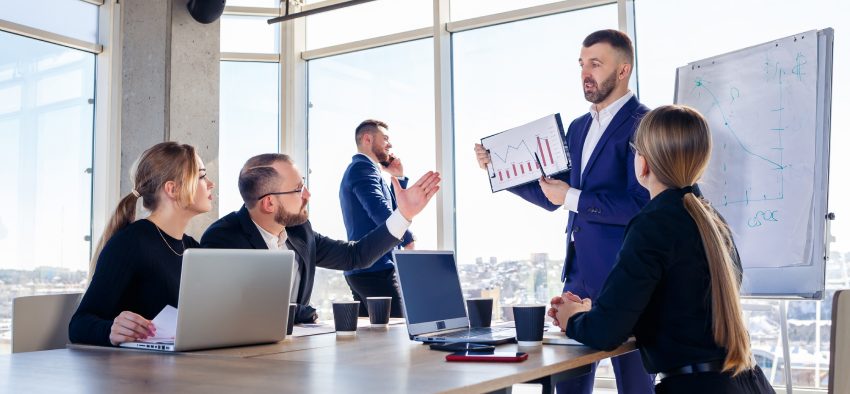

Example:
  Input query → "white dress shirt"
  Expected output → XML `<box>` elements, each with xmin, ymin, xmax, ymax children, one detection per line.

<box><xmin>564</xmin><ymin>91</ymin><xmax>635</xmax><ymax>212</ymax></box>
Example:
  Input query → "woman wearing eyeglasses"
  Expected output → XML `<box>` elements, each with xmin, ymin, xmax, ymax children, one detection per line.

<box><xmin>69</xmin><ymin>141</ymin><xmax>215</xmax><ymax>346</ymax></box>
<box><xmin>550</xmin><ymin>105</ymin><xmax>773</xmax><ymax>393</ymax></box>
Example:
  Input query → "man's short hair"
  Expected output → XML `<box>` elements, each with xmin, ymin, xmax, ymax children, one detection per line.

<box><xmin>354</xmin><ymin>119</ymin><xmax>388</xmax><ymax>145</ymax></box>
<box><xmin>238</xmin><ymin>153</ymin><xmax>293</xmax><ymax>208</ymax></box>
<box><xmin>582</xmin><ymin>29</ymin><xmax>634</xmax><ymax>64</ymax></box>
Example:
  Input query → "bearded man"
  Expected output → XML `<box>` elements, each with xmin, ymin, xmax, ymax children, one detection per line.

<box><xmin>474</xmin><ymin>29</ymin><xmax>655</xmax><ymax>394</ymax></box>
<box><xmin>201</xmin><ymin>153</ymin><xmax>440</xmax><ymax>323</ymax></box>
<box><xmin>338</xmin><ymin>120</ymin><xmax>415</xmax><ymax>318</ymax></box>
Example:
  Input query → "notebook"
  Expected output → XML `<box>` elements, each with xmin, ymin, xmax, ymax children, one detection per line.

<box><xmin>120</xmin><ymin>249</ymin><xmax>294</xmax><ymax>352</ymax></box>
<box><xmin>393</xmin><ymin>250</ymin><xmax>515</xmax><ymax>344</ymax></box>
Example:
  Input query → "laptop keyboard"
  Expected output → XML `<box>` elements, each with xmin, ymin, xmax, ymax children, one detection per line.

<box><xmin>438</xmin><ymin>327</ymin><xmax>513</xmax><ymax>339</ymax></box>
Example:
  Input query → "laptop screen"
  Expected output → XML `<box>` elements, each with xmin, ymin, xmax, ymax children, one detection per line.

<box><xmin>395</xmin><ymin>252</ymin><xmax>467</xmax><ymax>325</ymax></box>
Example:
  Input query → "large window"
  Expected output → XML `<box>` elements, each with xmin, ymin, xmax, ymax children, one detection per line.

<box><xmin>0</xmin><ymin>31</ymin><xmax>96</xmax><ymax>353</ymax></box>
<box><xmin>306</xmin><ymin>39</ymin><xmax>436</xmax><ymax>319</ymax></box>
<box><xmin>452</xmin><ymin>5</ymin><xmax>618</xmax><ymax>315</ymax></box>
<box><xmin>635</xmin><ymin>0</ymin><xmax>850</xmax><ymax>388</ymax></box>
<box><xmin>219</xmin><ymin>61</ymin><xmax>280</xmax><ymax>214</ymax></box>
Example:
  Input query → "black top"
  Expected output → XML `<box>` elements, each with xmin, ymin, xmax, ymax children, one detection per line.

<box><xmin>69</xmin><ymin>219</ymin><xmax>199</xmax><ymax>346</ymax></box>
<box><xmin>566</xmin><ymin>188</ymin><xmax>742</xmax><ymax>373</ymax></box>
<box><xmin>200</xmin><ymin>206</ymin><xmax>402</xmax><ymax>323</ymax></box>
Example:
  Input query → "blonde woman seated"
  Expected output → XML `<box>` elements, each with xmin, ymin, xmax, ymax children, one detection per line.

<box><xmin>550</xmin><ymin>105</ymin><xmax>774</xmax><ymax>393</ymax></box>
<box><xmin>69</xmin><ymin>142</ymin><xmax>215</xmax><ymax>346</ymax></box>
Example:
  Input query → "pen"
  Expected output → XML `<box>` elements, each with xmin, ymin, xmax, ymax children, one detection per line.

<box><xmin>534</xmin><ymin>152</ymin><xmax>549</xmax><ymax>178</ymax></box>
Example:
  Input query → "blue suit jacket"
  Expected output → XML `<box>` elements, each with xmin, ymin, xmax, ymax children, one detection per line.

<box><xmin>510</xmin><ymin>96</ymin><xmax>650</xmax><ymax>294</ymax></box>
<box><xmin>339</xmin><ymin>154</ymin><xmax>414</xmax><ymax>275</ymax></box>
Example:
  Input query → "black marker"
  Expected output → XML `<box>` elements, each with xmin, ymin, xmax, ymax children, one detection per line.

<box><xmin>534</xmin><ymin>152</ymin><xmax>549</xmax><ymax>178</ymax></box>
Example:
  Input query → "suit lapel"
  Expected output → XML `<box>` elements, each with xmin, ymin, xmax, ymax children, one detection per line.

<box><xmin>237</xmin><ymin>206</ymin><xmax>269</xmax><ymax>250</ymax></box>
<box><xmin>579</xmin><ymin>96</ymin><xmax>639</xmax><ymax>187</ymax></box>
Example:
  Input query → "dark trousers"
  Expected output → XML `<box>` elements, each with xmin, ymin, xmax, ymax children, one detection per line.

<box><xmin>655</xmin><ymin>365</ymin><xmax>775</xmax><ymax>394</ymax></box>
<box><xmin>344</xmin><ymin>268</ymin><xmax>404</xmax><ymax>318</ymax></box>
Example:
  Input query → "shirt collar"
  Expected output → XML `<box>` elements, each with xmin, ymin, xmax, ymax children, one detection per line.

<box><xmin>589</xmin><ymin>90</ymin><xmax>634</xmax><ymax>120</ymax></box>
<box><xmin>252</xmin><ymin>219</ymin><xmax>287</xmax><ymax>249</ymax></box>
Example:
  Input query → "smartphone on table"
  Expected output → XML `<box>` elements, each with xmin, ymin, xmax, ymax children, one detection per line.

<box><xmin>445</xmin><ymin>351</ymin><xmax>528</xmax><ymax>363</ymax></box>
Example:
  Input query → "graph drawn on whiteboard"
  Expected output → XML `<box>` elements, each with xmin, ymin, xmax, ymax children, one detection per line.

<box><xmin>481</xmin><ymin>114</ymin><xmax>570</xmax><ymax>193</ymax></box>
<box><xmin>676</xmin><ymin>30</ymin><xmax>818</xmax><ymax>270</ymax></box>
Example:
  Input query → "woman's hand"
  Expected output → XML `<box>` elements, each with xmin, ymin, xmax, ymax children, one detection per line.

<box><xmin>555</xmin><ymin>295</ymin><xmax>592</xmax><ymax>332</ymax></box>
<box><xmin>109</xmin><ymin>311</ymin><xmax>156</xmax><ymax>346</ymax></box>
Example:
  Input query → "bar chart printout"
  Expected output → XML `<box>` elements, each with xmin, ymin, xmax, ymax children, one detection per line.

<box><xmin>480</xmin><ymin>114</ymin><xmax>570</xmax><ymax>192</ymax></box>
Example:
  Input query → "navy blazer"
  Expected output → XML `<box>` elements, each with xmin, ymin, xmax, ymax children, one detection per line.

<box><xmin>510</xmin><ymin>96</ymin><xmax>650</xmax><ymax>292</ymax></box>
<box><xmin>200</xmin><ymin>206</ymin><xmax>401</xmax><ymax>323</ymax></box>
<box><xmin>339</xmin><ymin>154</ymin><xmax>414</xmax><ymax>275</ymax></box>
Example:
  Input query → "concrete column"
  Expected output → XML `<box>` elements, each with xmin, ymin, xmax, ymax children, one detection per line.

<box><xmin>119</xmin><ymin>0</ymin><xmax>220</xmax><ymax>238</ymax></box>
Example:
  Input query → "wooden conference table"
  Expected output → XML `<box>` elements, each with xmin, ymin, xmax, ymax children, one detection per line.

<box><xmin>0</xmin><ymin>320</ymin><xmax>636</xmax><ymax>393</ymax></box>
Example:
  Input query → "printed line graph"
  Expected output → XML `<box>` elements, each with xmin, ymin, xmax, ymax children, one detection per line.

<box><xmin>481</xmin><ymin>114</ymin><xmax>569</xmax><ymax>192</ymax></box>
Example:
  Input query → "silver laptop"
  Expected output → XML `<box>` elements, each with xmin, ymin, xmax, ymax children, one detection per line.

<box><xmin>121</xmin><ymin>249</ymin><xmax>294</xmax><ymax>352</ymax></box>
<box><xmin>393</xmin><ymin>250</ymin><xmax>515</xmax><ymax>344</ymax></box>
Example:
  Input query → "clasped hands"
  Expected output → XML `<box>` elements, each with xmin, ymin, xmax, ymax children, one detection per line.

<box><xmin>548</xmin><ymin>291</ymin><xmax>592</xmax><ymax>332</ymax></box>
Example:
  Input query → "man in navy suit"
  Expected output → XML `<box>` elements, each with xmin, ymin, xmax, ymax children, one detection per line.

<box><xmin>339</xmin><ymin>120</ymin><xmax>414</xmax><ymax>317</ymax></box>
<box><xmin>475</xmin><ymin>30</ymin><xmax>654</xmax><ymax>393</ymax></box>
<box><xmin>201</xmin><ymin>153</ymin><xmax>440</xmax><ymax>323</ymax></box>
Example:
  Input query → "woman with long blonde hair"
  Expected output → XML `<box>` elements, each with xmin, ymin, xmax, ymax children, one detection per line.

<box><xmin>550</xmin><ymin>105</ymin><xmax>773</xmax><ymax>393</ymax></box>
<box><xmin>69</xmin><ymin>141</ymin><xmax>215</xmax><ymax>346</ymax></box>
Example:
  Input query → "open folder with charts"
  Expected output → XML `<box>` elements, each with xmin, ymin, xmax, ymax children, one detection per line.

<box><xmin>481</xmin><ymin>114</ymin><xmax>570</xmax><ymax>193</ymax></box>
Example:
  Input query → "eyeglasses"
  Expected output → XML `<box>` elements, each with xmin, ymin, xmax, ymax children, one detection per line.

<box><xmin>257</xmin><ymin>183</ymin><xmax>306</xmax><ymax>200</ymax></box>
<box><xmin>629</xmin><ymin>141</ymin><xmax>640</xmax><ymax>155</ymax></box>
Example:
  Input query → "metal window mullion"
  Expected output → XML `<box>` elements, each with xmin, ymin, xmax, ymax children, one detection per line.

<box><xmin>0</xmin><ymin>19</ymin><xmax>102</xmax><ymax>54</ymax></box>
<box><xmin>280</xmin><ymin>3</ymin><xmax>308</xmax><ymax>171</ymax></box>
<box><xmin>433</xmin><ymin>0</ymin><xmax>455</xmax><ymax>251</ymax></box>
<box><xmin>220</xmin><ymin>52</ymin><xmax>280</xmax><ymax>62</ymax></box>
<box><xmin>618</xmin><ymin>0</ymin><xmax>639</xmax><ymax>97</ymax></box>
<box><xmin>301</xmin><ymin>27</ymin><xmax>433</xmax><ymax>61</ymax></box>
<box><xmin>223</xmin><ymin>6</ymin><xmax>281</xmax><ymax>17</ymax></box>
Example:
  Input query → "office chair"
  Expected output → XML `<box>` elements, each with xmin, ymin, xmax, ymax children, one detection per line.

<box><xmin>12</xmin><ymin>293</ymin><xmax>83</xmax><ymax>353</ymax></box>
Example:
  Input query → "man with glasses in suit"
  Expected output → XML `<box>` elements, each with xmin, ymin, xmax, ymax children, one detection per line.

<box><xmin>201</xmin><ymin>153</ymin><xmax>440</xmax><ymax>323</ymax></box>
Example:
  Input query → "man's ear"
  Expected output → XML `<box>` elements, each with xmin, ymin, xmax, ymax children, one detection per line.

<box><xmin>619</xmin><ymin>63</ymin><xmax>632</xmax><ymax>81</ymax></box>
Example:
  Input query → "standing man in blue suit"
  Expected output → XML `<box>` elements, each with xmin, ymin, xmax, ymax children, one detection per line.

<box><xmin>339</xmin><ymin>120</ymin><xmax>415</xmax><ymax>317</ymax></box>
<box><xmin>475</xmin><ymin>30</ymin><xmax>654</xmax><ymax>394</ymax></box>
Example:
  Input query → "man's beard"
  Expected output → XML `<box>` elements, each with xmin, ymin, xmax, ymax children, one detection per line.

<box><xmin>583</xmin><ymin>71</ymin><xmax>617</xmax><ymax>104</ymax></box>
<box><xmin>275</xmin><ymin>201</ymin><xmax>308</xmax><ymax>227</ymax></box>
<box><xmin>372</xmin><ymin>143</ymin><xmax>390</xmax><ymax>163</ymax></box>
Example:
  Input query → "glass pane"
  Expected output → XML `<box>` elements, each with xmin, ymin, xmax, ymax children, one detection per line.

<box><xmin>306</xmin><ymin>39</ymin><xmax>435</xmax><ymax>319</ymax></box>
<box><xmin>219</xmin><ymin>61</ymin><xmax>280</xmax><ymax>215</ymax></box>
<box><xmin>0</xmin><ymin>31</ymin><xmax>95</xmax><ymax>354</ymax></box>
<box><xmin>220</xmin><ymin>15</ymin><xmax>280</xmax><ymax>53</ymax></box>
<box><xmin>635</xmin><ymin>0</ymin><xmax>850</xmax><ymax>388</ymax></box>
<box><xmin>450</xmin><ymin>0</ymin><xmax>560</xmax><ymax>21</ymax></box>
<box><xmin>306</xmin><ymin>0</ymin><xmax>431</xmax><ymax>50</ymax></box>
<box><xmin>0</xmin><ymin>0</ymin><xmax>98</xmax><ymax>43</ymax></box>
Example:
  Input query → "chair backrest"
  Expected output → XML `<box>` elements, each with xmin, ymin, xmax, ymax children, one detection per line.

<box><xmin>830</xmin><ymin>289</ymin><xmax>850</xmax><ymax>394</ymax></box>
<box><xmin>12</xmin><ymin>293</ymin><xmax>83</xmax><ymax>353</ymax></box>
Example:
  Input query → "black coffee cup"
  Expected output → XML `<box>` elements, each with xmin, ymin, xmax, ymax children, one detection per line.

<box><xmin>286</xmin><ymin>303</ymin><xmax>297</xmax><ymax>336</ymax></box>
<box><xmin>513</xmin><ymin>304</ymin><xmax>546</xmax><ymax>347</ymax></box>
<box><xmin>332</xmin><ymin>301</ymin><xmax>360</xmax><ymax>336</ymax></box>
<box><xmin>466</xmin><ymin>298</ymin><xmax>493</xmax><ymax>328</ymax></box>
<box><xmin>366</xmin><ymin>297</ymin><xmax>392</xmax><ymax>326</ymax></box>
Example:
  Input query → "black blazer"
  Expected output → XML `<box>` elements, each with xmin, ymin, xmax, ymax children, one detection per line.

<box><xmin>566</xmin><ymin>188</ymin><xmax>742</xmax><ymax>374</ymax></box>
<box><xmin>200</xmin><ymin>206</ymin><xmax>401</xmax><ymax>323</ymax></box>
